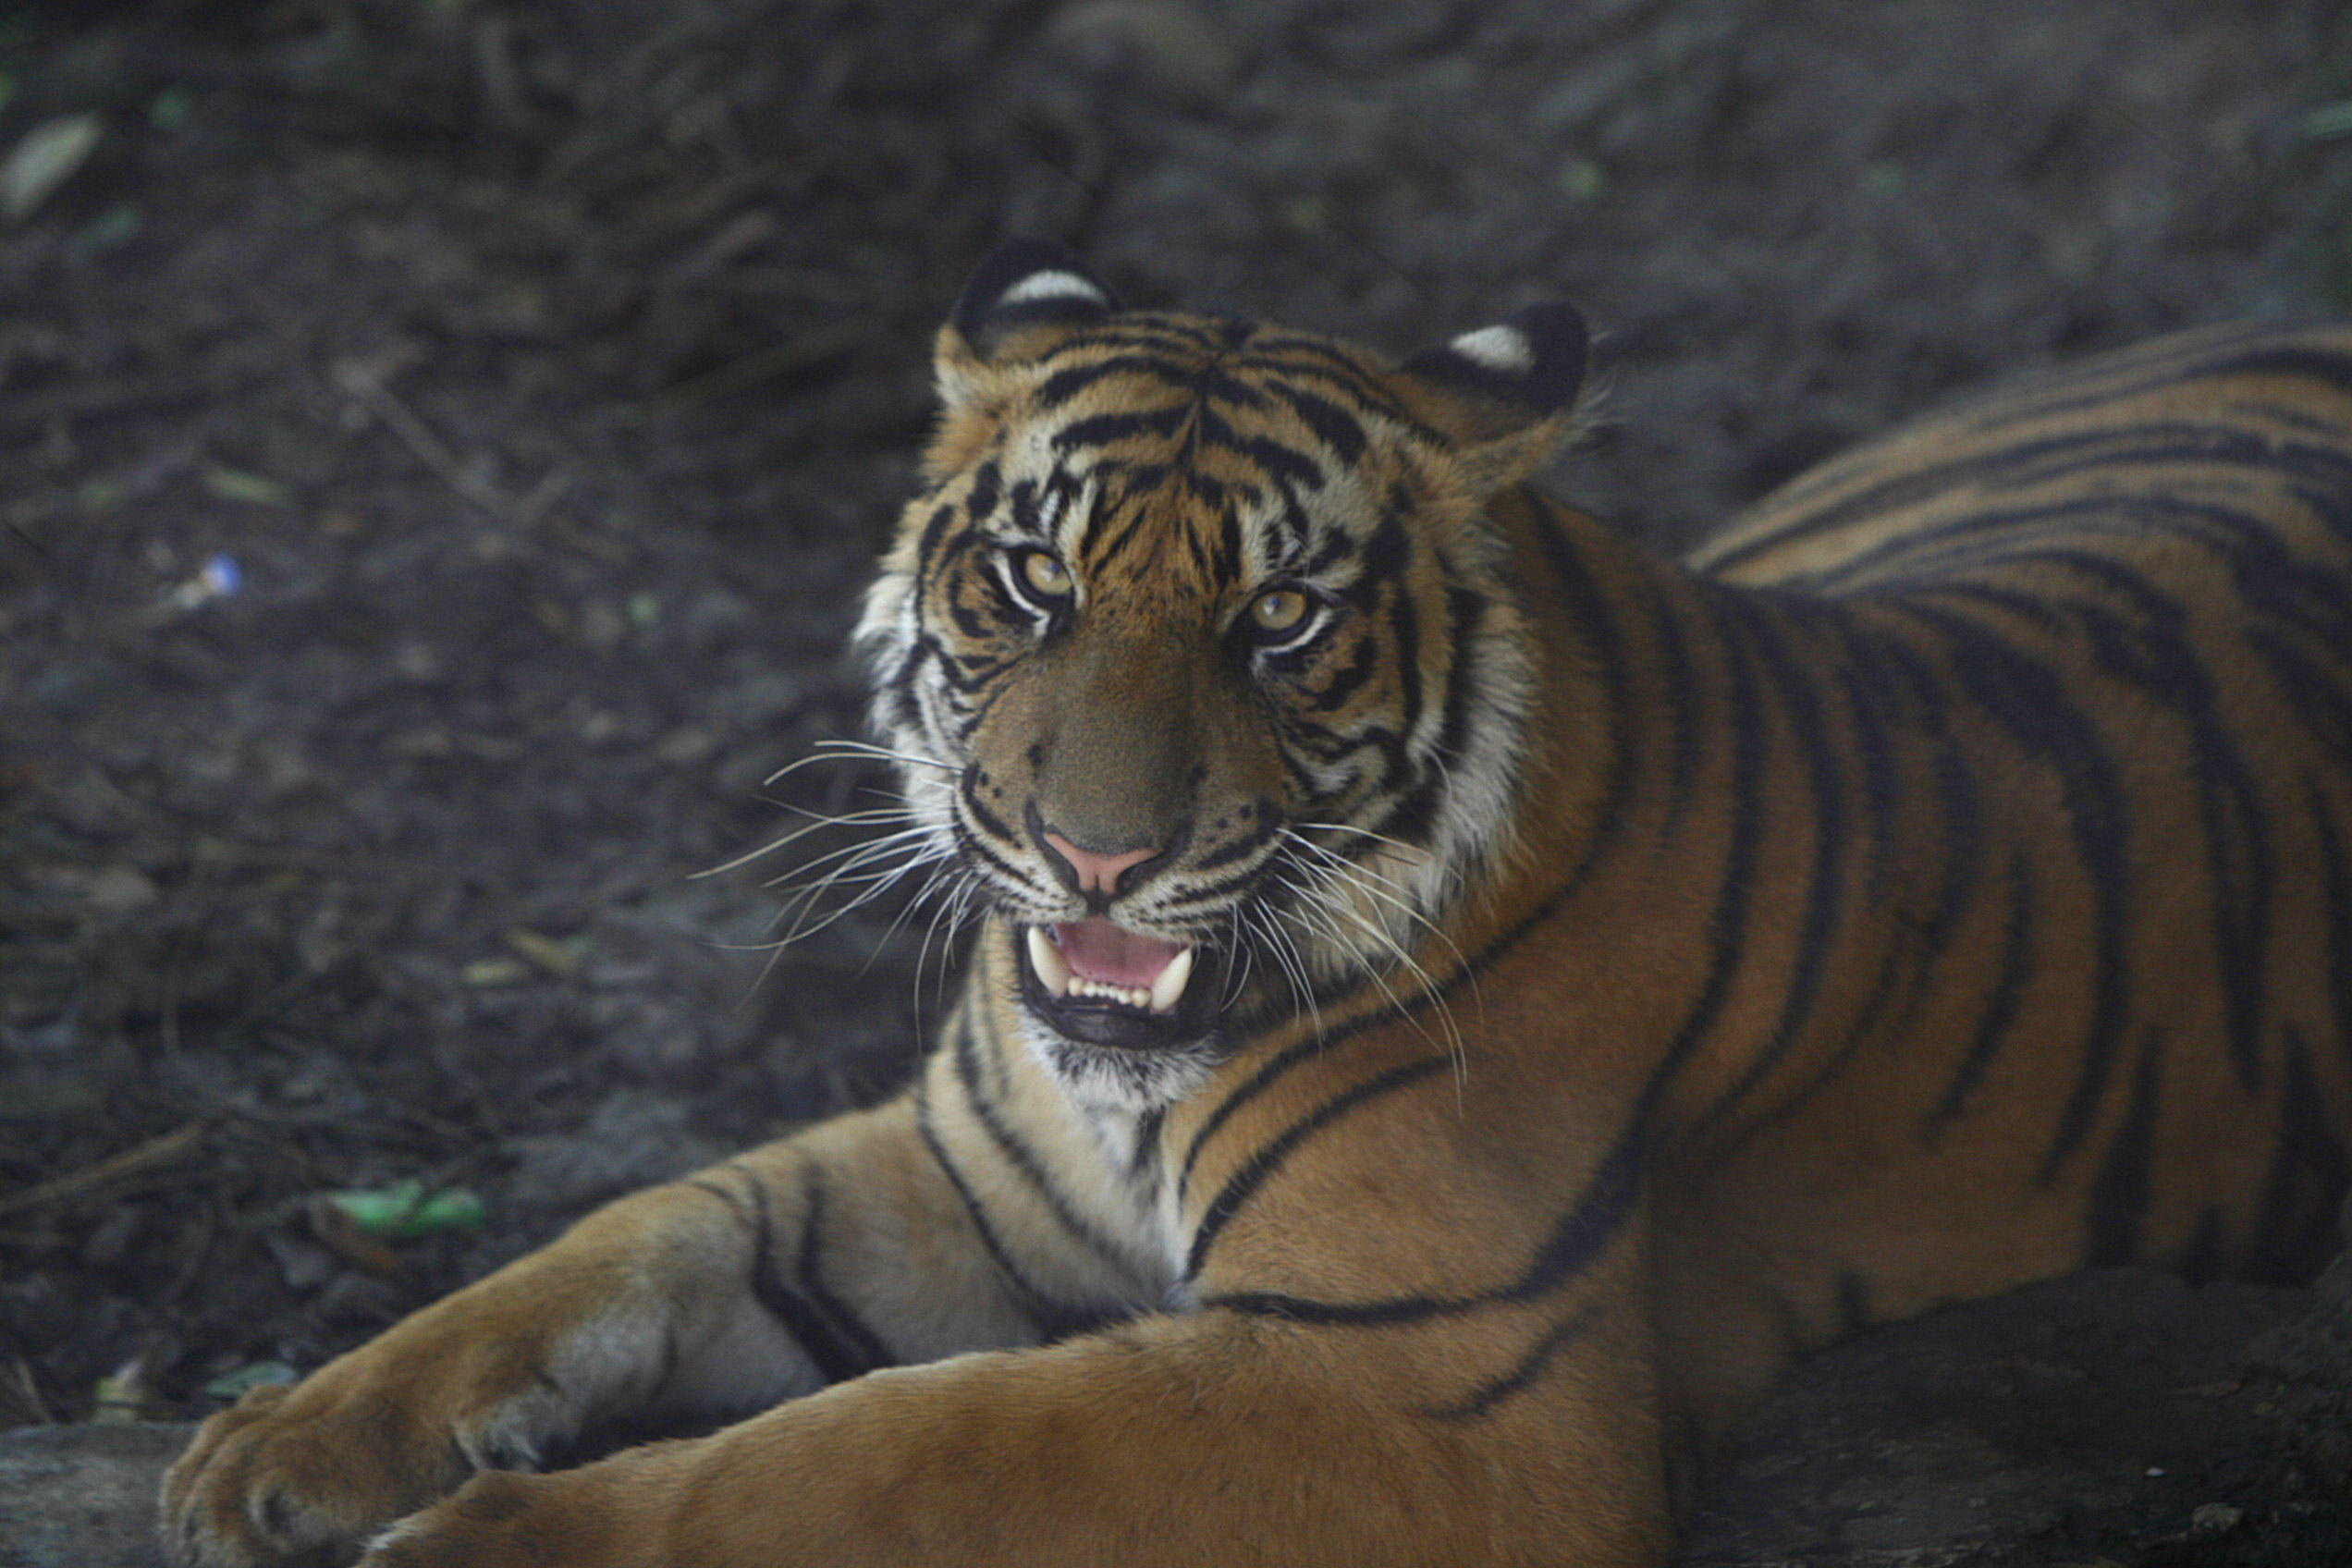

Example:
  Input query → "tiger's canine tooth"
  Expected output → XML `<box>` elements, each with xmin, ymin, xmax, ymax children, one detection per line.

<box><xmin>1026</xmin><ymin>925</ymin><xmax>1072</xmax><ymax>998</ymax></box>
<box><xmin>1148</xmin><ymin>946</ymin><xmax>1194</xmax><ymax>1014</ymax></box>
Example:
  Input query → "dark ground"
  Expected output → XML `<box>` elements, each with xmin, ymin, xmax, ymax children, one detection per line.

<box><xmin>3</xmin><ymin>0</ymin><xmax>2351</xmax><ymax>1559</ymax></box>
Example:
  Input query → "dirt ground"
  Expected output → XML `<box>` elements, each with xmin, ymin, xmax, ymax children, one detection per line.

<box><xmin>3</xmin><ymin>0</ymin><xmax>2349</xmax><ymax>1531</ymax></box>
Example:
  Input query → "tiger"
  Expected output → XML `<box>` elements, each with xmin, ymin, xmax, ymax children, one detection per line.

<box><xmin>162</xmin><ymin>239</ymin><xmax>2352</xmax><ymax>1568</ymax></box>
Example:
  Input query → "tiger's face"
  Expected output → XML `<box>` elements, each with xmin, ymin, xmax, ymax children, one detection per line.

<box><xmin>855</xmin><ymin>243</ymin><xmax>1586</xmax><ymax>1095</ymax></box>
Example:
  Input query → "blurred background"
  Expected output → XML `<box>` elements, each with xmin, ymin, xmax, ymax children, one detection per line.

<box><xmin>1</xmin><ymin>0</ymin><xmax>2347</xmax><ymax>1430</ymax></box>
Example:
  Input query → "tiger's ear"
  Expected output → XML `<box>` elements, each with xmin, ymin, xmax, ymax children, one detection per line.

<box><xmin>934</xmin><ymin>239</ymin><xmax>1121</xmax><ymax>419</ymax></box>
<box><xmin>1390</xmin><ymin>302</ymin><xmax>1588</xmax><ymax>496</ymax></box>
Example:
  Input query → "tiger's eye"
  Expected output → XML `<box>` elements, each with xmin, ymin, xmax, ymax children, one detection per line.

<box><xmin>1251</xmin><ymin>587</ymin><xmax>1310</xmax><ymax>634</ymax></box>
<box><xmin>1021</xmin><ymin>550</ymin><xmax>1072</xmax><ymax>597</ymax></box>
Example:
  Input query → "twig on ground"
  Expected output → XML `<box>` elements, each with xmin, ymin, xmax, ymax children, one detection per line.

<box><xmin>332</xmin><ymin>358</ymin><xmax>569</xmax><ymax>524</ymax></box>
<box><xmin>0</xmin><ymin>1122</ymin><xmax>210</xmax><ymax>1223</ymax></box>
<box><xmin>624</xmin><ymin>315</ymin><xmax>879</xmax><ymax>419</ymax></box>
<box><xmin>8</xmin><ymin>1357</ymin><xmax>53</xmax><ymax>1426</ymax></box>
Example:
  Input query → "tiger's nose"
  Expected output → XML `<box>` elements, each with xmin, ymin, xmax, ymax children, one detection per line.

<box><xmin>1041</xmin><ymin>830</ymin><xmax>1160</xmax><ymax>896</ymax></box>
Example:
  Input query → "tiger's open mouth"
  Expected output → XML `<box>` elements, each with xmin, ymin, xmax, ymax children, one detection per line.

<box><xmin>1018</xmin><ymin>919</ymin><xmax>1211</xmax><ymax>1048</ymax></box>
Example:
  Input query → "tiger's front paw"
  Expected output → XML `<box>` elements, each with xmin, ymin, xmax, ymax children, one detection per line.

<box><xmin>161</xmin><ymin>1329</ymin><xmax>585</xmax><ymax>1567</ymax></box>
<box><xmin>358</xmin><ymin>1450</ymin><xmax>686</xmax><ymax>1568</ymax></box>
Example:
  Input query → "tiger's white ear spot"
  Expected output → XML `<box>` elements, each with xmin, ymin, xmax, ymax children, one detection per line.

<box><xmin>1000</xmin><ymin>270</ymin><xmax>1113</xmax><ymax>311</ymax></box>
<box><xmin>950</xmin><ymin>239</ymin><xmax>1121</xmax><ymax>361</ymax></box>
<box><xmin>1448</xmin><ymin>325</ymin><xmax>1535</xmax><ymax>374</ymax></box>
<box><xmin>1401</xmin><ymin>301</ymin><xmax>1588</xmax><ymax>423</ymax></box>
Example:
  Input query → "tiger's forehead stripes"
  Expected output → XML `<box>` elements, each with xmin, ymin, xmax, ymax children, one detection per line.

<box><xmin>949</xmin><ymin>327</ymin><xmax>1465</xmax><ymax>618</ymax></box>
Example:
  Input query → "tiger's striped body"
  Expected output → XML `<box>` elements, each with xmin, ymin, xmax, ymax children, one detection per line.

<box><xmin>165</xmin><ymin>251</ymin><xmax>2352</xmax><ymax>1567</ymax></box>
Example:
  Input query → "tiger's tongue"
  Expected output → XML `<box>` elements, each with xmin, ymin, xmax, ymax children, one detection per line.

<box><xmin>1054</xmin><ymin>918</ymin><xmax>1184</xmax><ymax>988</ymax></box>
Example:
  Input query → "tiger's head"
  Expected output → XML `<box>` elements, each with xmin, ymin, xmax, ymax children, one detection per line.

<box><xmin>856</xmin><ymin>241</ymin><xmax>1586</xmax><ymax>1092</ymax></box>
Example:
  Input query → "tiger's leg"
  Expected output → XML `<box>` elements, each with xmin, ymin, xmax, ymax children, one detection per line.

<box><xmin>162</xmin><ymin>1029</ymin><xmax>1147</xmax><ymax>1568</ymax></box>
<box><xmin>356</xmin><ymin>1250</ymin><xmax>1674</xmax><ymax>1568</ymax></box>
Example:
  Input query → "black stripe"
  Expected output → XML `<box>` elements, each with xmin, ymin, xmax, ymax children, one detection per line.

<box><xmin>1814</xmin><ymin>498</ymin><xmax>2352</xmax><ymax>786</ymax></box>
<box><xmin>1217</xmin><ymin>496</ymin><xmax>1243</xmax><ymax>582</ymax></box>
<box><xmin>2247</xmin><ymin>1028</ymin><xmax>2352</xmax><ymax>1280</ymax></box>
<box><xmin>1036</xmin><ymin>355</ymin><xmax>1195</xmax><ymax>410</ymax></box>
<box><xmin>1005</xmin><ymin>477</ymin><xmax>1039</xmax><ymax>537</ymax></box>
<box><xmin>958</xmin><ymin>765</ymin><xmax>1017</xmax><ymax>845</ymax></box>
<box><xmin>1642</xmin><ymin>582</ymin><xmax>1773</xmax><ymax>1114</ymax></box>
<box><xmin>1883</xmin><ymin>631</ymin><xmax>1989</xmax><ymax>970</ymax></box>
<box><xmin>2083</xmin><ymin>1028</ymin><xmax>2163</xmax><ymax>1267</ymax></box>
<box><xmin>1425</xmin><ymin>1299</ymin><xmax>1603</xmax><ymax>1422</ymax></box>
<box><xmin>914</xmin><ymin>503</ymin><xmax>956</xmax><ymax>584</ymax></box>
<box><xmin>1700</xmin><ymin>787</ymin><xmax>1943</xmax><ymax>1168</ymax></box>
<box><xmin>951</xmin><ymin>816</ymin><xmax>1043</xmax><ymax>892</ymax></box>
<box><xmin>1834</xmin><ymin>1271</ymin><xmax>1873</xmax><ymax>1335</ymax></box>
<box><xmin>1374</xmin><ymin>516</ymin><xmax>1423</xmax><ymax>743</ymax></box>
<box><xmin>1269</xmin><ymin>382</ymin><xmax>1368</xmax><ymax>463</ymax></box>
<box><xmin>1056</xmin><ymin>354</ymin><xmax>1273</xmax><ymax>410</ymax></box>
<box><xmin>1232</xmin><ymin>433</ymin><xmax>1327</xmax><ymax>493</ymax></box>
<box><xmin>1203</xmin><ymin>1115</ymin><xmax>1647</xmax><ymax>1325</ymax></box>
<box><xmin>1820</xmin><ymin>606</ymin><xmax>1901</xmax><ymax>897</ymax></box>
<box><xmin>950</xmin><ymin>1007</ymin><xmax>1138</xmax><ymax>1275</ymax></box>
<box><xmin>1927</xmin><ymin>851</ymin><xmax>2035</xmax><ymax>1133</ymax></box>
<box><xmin>2310</xmin><ymin>778</ymin><xmax>2352</xmax><ymax>1080</ymax></box>
<box><xmin>1052</xmin><ymin>406</ymin><xmax>1191</xmax><ymax>452</ymax></box>
<box><xmin>719</xmin><ymin>1171</ymin><xmax>876</xmax><ymax>1386</ymax></box>
<box><xmin>912</xmin><ymin>1077</ymin><xmax>1104</xmax><ymax>1341</ymax></box>
<box><xmin>1086</xmin><ymin>492</ymin><xmax>1158</xmax><ymax>576</ymax></box>
<box><xmin>1182</xmin><ymin>1055</ymin><xmax>1449</xmax><ymax>1281</ymax></box>
<box><xmin>1129</xmin><ymin>1107</ymin><xmax>1167</xmax><ymax>1182</ymax></box>
<box><xmin>1296</xmin><ymin>627</ymin><xmax>1382</xmax><ymax>713</ymax></box>
<box><xmin>1936</xmin><ymin>552</ymin><xmax>2277</xmax><ymax>1097</ymax></box>
<box><xmin>2177</xmin><ymin>1207</ymin><xmax>2229</xmax><ymax>1284</ymax></box>
<box><xmin>1643</xmin><ymin>570</ymin><xmax>1705</xmax><ymax>827</ymax></box>
<box><xmin>966</xmin><ymin>459</ymin><xmax>1000</xmax><ymax>521</ymax></box>
<box><xmin>792</xmin><ymin>1170</ymin><xmax>896</xmax><ymax>1371</ymax></box>
<box><xmin>1707</xmin><ymin>426</ymin><xmax>2162</xmax><ymax>575</ymax></box>
<box><xmin>1959</xmin><ymin>337</ymin><xmax>2352</xmax><ymax>433</ymax></box>
<box><xmin>1054</xmin><ymin>319</ymin><xmax>1227</xmax><ymax>355</ymax></box>
<box><xmin>1190</xmin><ymin>808</ymin><xmax>1284</xmax><ymax>873</ymax></box>
<box><xmin>2049</xmin><ymin>550</ymin><xmax>2272</xmax><ymax>1094</ymax></box>
<box><xmin>1896</xmin><ymin>601</ymin><xmax>2132</xmax><ymax>1179</ymax></box>
<box><xmin>2253</xmin><ymin>626</ymin><xmax>2352</xmax><ymax>766</ymax></box>
<box><xmin>1525</xmin><ymin>504</ymin><xmax>1643</xmax><ymax>893</ymax></box>
<box><xmin>1427</xmin><ymin>582</ymin><xmax>1489</xmax><ymax>773</ymax></box>
<box><xmin>1177</xmin><ymin>1024</ymin><xmax>1335</xmax><ymax>1204</ymax></box>
<box><xmin>1694</xmin><ymin>594</ymin><xmax>1846</xmax><ymax>1136</ymax></box>
<box><xmin>2229</xmin><ymin>508</ymin><xmax>2352</xmax><ymax>762</ymax></box>
<box><xmin>2192</xmin><ymin>344</ymin><xmax>2352</xmax><ymax>403</ymax></box>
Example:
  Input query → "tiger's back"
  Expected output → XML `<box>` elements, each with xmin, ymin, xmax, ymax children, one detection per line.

<box><xmin>1637</xmin><ymin>321</ymin><xmax>2352</xmax><ymax>1439</ymax></box>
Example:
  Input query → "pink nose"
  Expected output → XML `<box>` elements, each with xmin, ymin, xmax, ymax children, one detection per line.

<box><xmin>1042</xmin><ymin>831</ymin><xmax>1159</xmax><ymax>896</ymax></box>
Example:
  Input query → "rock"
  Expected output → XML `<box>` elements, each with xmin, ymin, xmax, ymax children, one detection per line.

<box><xmin>0</xmin><ymin>1421</ymin><xmax>190</xmax><ymax>1568</ymax></box>
<box><xmin>1681</xmin><ymin>1268</ymin><xmax>2348</xmax><ymax>1565</ymax></box>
